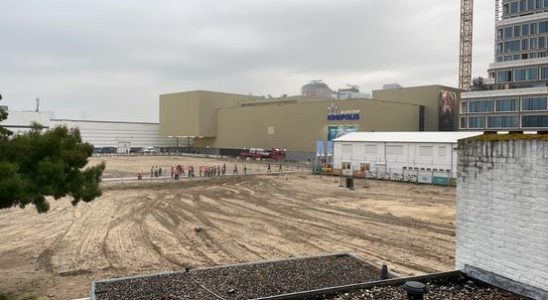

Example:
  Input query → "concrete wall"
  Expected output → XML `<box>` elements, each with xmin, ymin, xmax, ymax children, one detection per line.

<box><xmin>210</xmin><ymin>99</ymin><xmax>420</xmax><ymax>153</ymax></box>
<box><xmin>372</xmin><ymin>85</ymin><xmax>459</xmax><ymax>131</ymax></box>
<box><xmin>456</xmin><ymin>137</ymin><xmax>548</xmax><ymax>299</ymax></box>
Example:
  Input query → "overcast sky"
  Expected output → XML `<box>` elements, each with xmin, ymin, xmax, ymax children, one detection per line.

<box><xmin>0</xmin><ymin>0</ymin><xmax>495</xmax><ymax>122</ymax></box>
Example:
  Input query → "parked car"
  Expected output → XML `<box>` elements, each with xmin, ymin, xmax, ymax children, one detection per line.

<box><xmin>130</xmin><ymin>147</ymin><xmax>145</xmax><ymax>154</ymax></box>
<box><xmin>143</xmin><ymin>147</ymin><xmax>158</xmax><ymax>153</ymax></box>
<box><xmin>100</xmin><ymin>147</ymin><xmax>117</xmax><ymax>154</ymax></box>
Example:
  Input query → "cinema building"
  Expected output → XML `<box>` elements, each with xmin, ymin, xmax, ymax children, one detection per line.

<box><xmin>159</xmin><ymin>85</ymin><xmax>459</xmax><ymax>161</ymax></box>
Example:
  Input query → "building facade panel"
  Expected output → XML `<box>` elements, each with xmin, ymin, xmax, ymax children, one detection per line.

<box><xmin>50</xmin><ymin>119</ymin><xmax>175</xmax><ymax>149</ymax></box>
<box><xmin>204</xmin><ymin>99</ymin><xmax>421</xmax><ymax>153</ymax></box>
<box><xmin>160</xmin><ymin>90</ymin><xmax>258</xmax><ymax>138</ymax></box>
<box><xmin>1</xmin><ymin>110</ymin><xmax>176</xmax><ymax>150</ymax></box>
<box><xmin>373</xmin><ymin>85</ymin><xmax>460</xmax><ymax>131</ymax></box>
<box><xmin>333</xmin><ymin>141</ymin><xmax>458</xmax><ymax>177</ymax></box>
<box><xmin>461</xmin><ymin>2</ymin><xmax>548</xmax><ymax>130</ymax></box>
<box><xmin>460</xmin><ymin>88</ymin><xmax>548</xmax><ymax>130</ymax></box>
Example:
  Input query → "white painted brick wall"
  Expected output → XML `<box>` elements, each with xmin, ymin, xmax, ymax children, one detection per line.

<box><xmin>456</xmin><ymin>139</ymin><xmax>548</xmax><ymax>294</ymax></box>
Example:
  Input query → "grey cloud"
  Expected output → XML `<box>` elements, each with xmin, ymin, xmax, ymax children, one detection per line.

<box><xmin>0</xmin><ymin>0</ymin><xmax>495</xmax><ymax>122</ymax></box>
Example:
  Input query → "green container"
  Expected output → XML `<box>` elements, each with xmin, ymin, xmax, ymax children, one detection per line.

<box><xmin>432</xmin><ymin>176</ymin><xmax>449</xmax><ymax>186</ymax></box>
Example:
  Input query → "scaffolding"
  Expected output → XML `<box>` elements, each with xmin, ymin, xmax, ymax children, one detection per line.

<box><xmin>459</xmin><ymin>0</ymin><xmax>474</xmax><ymax>91</ymax></box>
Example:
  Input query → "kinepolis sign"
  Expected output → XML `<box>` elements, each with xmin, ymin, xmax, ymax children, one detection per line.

<box><xmin>327</xmin><ymin>103</ymin><xmax>360</xmax><ymax>121</ymax></box>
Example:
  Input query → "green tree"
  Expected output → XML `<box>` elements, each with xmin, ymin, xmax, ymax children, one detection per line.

<box><xmin>0</xmin><ymin>94</ymin><xmax>105</xmax><ymax>213</ymax></box>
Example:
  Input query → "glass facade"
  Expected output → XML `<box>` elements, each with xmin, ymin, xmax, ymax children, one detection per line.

<box><xmin>522</xmin><ymin>115</ymin><xmax>548</xmax><ymax>127</ymax></box>
<box><xmin>496</xmin><ymin>98</ymin><xmax>519</xmax><ymax>111</ymax></box>
<box><xmin>496</xmin><ymin>18</ymin><xmax>548</xmax><ymax>62</ymax></box>
<box><xmin>541</xmin><ymin>65</ymin><xmax>548</xmax><ymax>78</ymax></box>
<box><xmin>497</xmin><ymin>70</ymin><xmax>513</xmax><ymax>82</ymax></box>
<box><xmin>469</xmin><ymin>100</ymin><xmax>494</xmax><ymax>112</ymax></box>
<box><xmin>468</xmin><ymin>117</ymin><xmax>486</xmax><ymax>129</ymax></box>
<box><xmin>460</xmin><ymin>117</ymin><xmax>467</xmax><ymax>129</ymax></box>
<box><xmin>487</xmin><ymin>115</ymin><xmax>519</xmax><ymax>128</ymax></box>
<box><xmin>460</xmin><ymin>96</ymin><xmax>548</xmax><ymax>129</ymax></box>
<box><xmin>522</xmin><ymin>97</ymin><xmax>548</xmax><ymax>110</ymax></box>
<box><xmin>503</xmin><ymin>0</ymin><xmax>548</xmax><ymax>18</ymax></box>
<box><xmin>461</xmin><ymin>101</ymin><xmax>467</xmax><ymax>113</ymax></box>
<box><xmin>461</xmin><ymin>1</ymin><xmax>548</xmax><ymax>130</ymax></box>
<box><xmin>514</xmin><ymin>67</ymin><xmax>538</xmax><ymax>80</ymax></box>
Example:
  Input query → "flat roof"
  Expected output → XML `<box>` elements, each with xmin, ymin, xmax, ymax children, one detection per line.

<box><xmin>461</xmin><ymin>87</ymin><xmax>548</xmax><ymax>99</ymax></box>
<box><xmin>334</xmin><ymin>131</ymin><xmax>483</xmax><ymax>143</ymax></box>
<box><xmin>50</xmin><ymin>119</ymin><xmax>159</xmax><ymax>125</ymax></box>
<box><xmin>372</xmin><ymin>84</ymin><xmax>459</xmax><ymax>92</ymax></box>
<box><xmin>91</xmin><ymin>253</ymin><xmax>380</xmax><ymax>300</ymax></box>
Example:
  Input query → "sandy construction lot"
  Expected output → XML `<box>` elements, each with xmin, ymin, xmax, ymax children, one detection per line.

<box><xmin>0</xmin><ymin>156</ymin><xmax>455</xmax><ymax>299</ymax></box>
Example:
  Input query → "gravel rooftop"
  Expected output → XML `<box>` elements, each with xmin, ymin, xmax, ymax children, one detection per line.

<box><xmin>93</xmin><ymin>254</ymin><xmax>533</xmax><ymax>300</ymax></box>
<box><xmin>313</xmin><ymin>276</ymin><xmax>531</xmax><ymax>300</ymax></box>
<box><xmin>92</xmin><ymin>254</ymin><xmax>381</xmax><ymax>300</ymax></box>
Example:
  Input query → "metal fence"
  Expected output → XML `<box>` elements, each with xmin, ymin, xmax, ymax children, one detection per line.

<box><xmin>362</xmin><ymin>168</ymin><xmax>454</xmax><ymax>186</ymax></box>
<box><xmin>92</xmin><ymin>148</ymin><xmax>316</xmax><ymax>164</ymax></box>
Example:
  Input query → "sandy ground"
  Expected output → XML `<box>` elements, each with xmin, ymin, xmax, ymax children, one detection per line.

<box><xmin>0</xmin><ymin>156</ymin><xmax>455</xmax><ymax>299</ymax></box>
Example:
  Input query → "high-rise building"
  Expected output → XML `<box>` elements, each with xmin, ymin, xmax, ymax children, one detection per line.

<box><xmin>301</xmin><ymin>80</ymin><xmax>335</xmax><ymax>99</ymax></box>
<box><xmin>337</xmin><ymin>85</ymin><xmax>371</xmax><ymax>99</ymax></box>
<box><xmin>460</xmin><ymin>1</ymin><xmax>548</xmax><ymax>130</ymax></box>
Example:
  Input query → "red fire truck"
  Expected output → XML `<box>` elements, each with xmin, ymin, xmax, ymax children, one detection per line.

<box><xmin>240</xmin><ymin>148</ymin><xmax>287</xmax><ymax>160</ymax></box>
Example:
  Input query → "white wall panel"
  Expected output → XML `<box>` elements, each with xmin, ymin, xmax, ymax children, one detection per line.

<box><xmin>334</xmin><ymin>141</ymin><xmax>458</xmax><ymax>177</ymax></box>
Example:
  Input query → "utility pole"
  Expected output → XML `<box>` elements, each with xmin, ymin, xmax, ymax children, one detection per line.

<box><xmin>459</xmin><ymin>0</ymin><xmax>474</xmax><ymax>91</ymax></box>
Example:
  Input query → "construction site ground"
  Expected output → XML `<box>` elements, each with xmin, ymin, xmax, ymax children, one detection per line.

<box><xmin>0</xmin><ymin>156</ymin><xmax>456</xmax><ymax>299</ymax></box>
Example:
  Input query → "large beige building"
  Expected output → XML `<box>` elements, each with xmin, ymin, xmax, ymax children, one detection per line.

<box><xmin>160</xmin><ymin>85</ymin><xmax>458</xmax><ymax>160</ymax></box>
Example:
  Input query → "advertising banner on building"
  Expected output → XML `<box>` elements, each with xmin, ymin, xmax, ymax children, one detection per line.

<box><xmin>327</xmin><ymin>141</ymin><xmax>333</xmax><ymax>156</ymax></box>
<box><xmin>439</xmin><ymin>90</ymin><xmax>457</xmax><ymax>131</ymax></box>
<box><xmin>316</xmin><ymin>140</ymin><xmax>325</xmax><ymax>157</ymax></box>
<box><xmin>327</xmin><ymin>125</ymin><xmax>359</xmax><ymax>141</ymax></box>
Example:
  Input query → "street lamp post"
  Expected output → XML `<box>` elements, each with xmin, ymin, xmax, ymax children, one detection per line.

<box><xmin>168</xmin><ymin>136</ymin><xmax>177</xmax><ymax>153</ymax></box>
<box><xmin>169</xmin><ymin>136</ymin><xmax>190</xmax><ymax>154</ymax></box>
<box><xmin>187</xmin><ymin>136</ymin><xmax>191</xmax><ymax>152</ymax></box>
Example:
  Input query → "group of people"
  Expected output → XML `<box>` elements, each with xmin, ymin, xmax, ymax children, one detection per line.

<box><xmin>138</xmin><ymin>163</ymin><xmax>283</xmax><ymax>180</ymax></box>
<box><xmin>150</xmin><ymin>166</ymin><xmax>163</xmax><ymax>178</ymax></box>
<box><xmin>173</xmin><ymin>165</ymin><xmax>192</xmax><ymax>179</ymax></box>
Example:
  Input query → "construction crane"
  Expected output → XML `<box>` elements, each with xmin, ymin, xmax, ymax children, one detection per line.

<box><xmin>345</xmin><ymin>84</ymin><xmax>360</xmax><ymax>90</ymax></box>
<box><xmin>459</xmin><ymin>0</ymin><xmax>473</xmax><ymax>91</ymax></box>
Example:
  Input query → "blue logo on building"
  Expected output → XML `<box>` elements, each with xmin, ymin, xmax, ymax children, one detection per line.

<box><xmin>327</xmin><ymin>103</ymin><xmax>360</xmax><ymax>121</ymax></box>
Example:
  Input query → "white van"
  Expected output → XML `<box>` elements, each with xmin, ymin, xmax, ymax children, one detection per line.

<box><xmin>143</xmin><ymin>147</ymin><xmax>158</xmax><ymax>153</ymax></box>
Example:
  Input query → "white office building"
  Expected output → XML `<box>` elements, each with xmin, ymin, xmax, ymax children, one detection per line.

<box><xmin>333</xmin><ymin>132</ymin><xmax>482</xmax><ymax>179</ymax></box>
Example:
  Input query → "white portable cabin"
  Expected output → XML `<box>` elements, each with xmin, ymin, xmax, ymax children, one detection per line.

<box><xmin>333</xmin><ymin>132</ymin><xmax>482</xmax><ymax>178</ymax></box>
